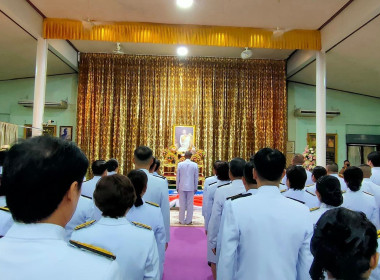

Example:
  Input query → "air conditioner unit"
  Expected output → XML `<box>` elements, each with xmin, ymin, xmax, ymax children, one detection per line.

<box><xmin>18</xmin><ymin>100</ymin><xmax>68</xmax><ymax>109</ymax></box>
<box><xmin>294</xmin><ymin>108</ymin><xmax>340</xmax><ymax>118</ymax></box>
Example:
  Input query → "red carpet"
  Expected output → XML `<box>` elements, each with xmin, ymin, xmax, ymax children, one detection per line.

<box><xmin>163</xmin><ymin>226</ymin><xmax>213</xmax><ymax>280</ymax></box>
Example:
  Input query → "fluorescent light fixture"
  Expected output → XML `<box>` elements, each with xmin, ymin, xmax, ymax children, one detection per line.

<box><xmin>177</xmin><ymin>46</ymin><xmax>188</xmax><ymax>56</ymax></box>
<box><xmin>176</xmin><ymin>0</ymin><xmax>193</xmax><ymax>9</ymax></box>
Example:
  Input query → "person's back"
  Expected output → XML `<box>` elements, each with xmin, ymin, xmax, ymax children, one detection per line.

<box><xmin>368</xmin><ymin>151</ymin><xmax>380</xmax><ymax>186</ymax></box>
<box><xmin>327</xmin><ymin>163</ymin><xmax>348</xmax><ymax>192</ymax></box>
<box><xmin>0</xmin><ymin>136</ymin><xmax>121</xmax><ymax>280</ymax></box>
<box><xmin>81</xmin><ymin>160</ymin><xmax>108</xmax><ymax>198</ymax></box>
<box><xmin>218</xmin><ymin>148</ymin><xmax>313</xmax><ymax>280</ymax></box>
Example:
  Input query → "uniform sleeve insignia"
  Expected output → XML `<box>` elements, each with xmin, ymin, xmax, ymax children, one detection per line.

<box><xmin>363</xmin><ymin>191</ymin><xmax>374</xmax><ymax>196</ymax></box>
<box><xmin>305</xmin><ymin>184</ymin><xmax>314</xmax><ymax>187</ymax></box>
<box><xmin>286</xmin><ymin>197</ymin><xmax>305</xmax><ymax>204</ymax></box>
<box><xmin>377</xmin><ymin>229</ymin><xmax>380</xmax><ymax>238</ymax></box>
<box><xmin>81</xmin><ymin>194</ymin><xmax>92</xmax><ymax>199</ymax></box>
<box><xmin>209</xmin><ymin>182</ymin><xmax>217</xmax><ymax>186</ymax></box>
<box><xmin>310</xmin><ymin>207</ymin><xmax>320</xmax><ymax>212</ymax></box>
<box><xmin>305</xmin><ymin>190</ymin><xmax>316</xmax><ymax>196</ymax></box>
<box><xmin>229</xmin><ymin>193</ymin><xmax>252</xmax><ymax>201</ymax></box>
<box><xmin>146</xmin><ymin>201</ymin><xmax>159</xmax><ymax>207</ymax></box>
<box><xmin>280</xmin><ymin>189</ymin><xmax>287</xmax><ymax>193</ymax></box>
<box><xmin>153</xmin><ymin>174</ymin><xmax>166</xmax><ymax>180</ymax></box>
<box><xmin>217</xmin><ymin>182</ymin><xmax>231</xmax><ymax>188</ymax></box>
<box><xmin>341</xmin><ymin>190</ymin><xmax>346</xmax><ymax>194</ymax></box>
<box><xmin>132</xmin><ymin>221</ymin><xmax>152</xmax><ymax>230</ymax></box>
<box><xmin>69</xmin><ymin>240</ymin><xmax>116</xmax><ymax>260</ymax></box>
<box><xmin>74</xmin><ymin>220</ymin><xmax>96</xmax><ymax>230</ymax></box>
<box><xmin>0</xmin><ymin>206</ymin><xmax>10</xmax><ymax>212</ymax></box>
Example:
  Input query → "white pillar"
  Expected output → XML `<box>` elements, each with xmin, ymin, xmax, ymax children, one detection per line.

<box><xmin>32</xmin><ymin>38</ymin><xmax>48</xmax><ymax>136</ymax></box>
<box><xmin>316</xmin><ymin>51</ymin><xmax>326</xmax><ymax>167</ymax></box>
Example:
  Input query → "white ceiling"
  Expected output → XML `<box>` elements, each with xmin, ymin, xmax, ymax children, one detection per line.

<box><xmin>288</xmin><ymin>15</ymin><xmax>380</xmax><ymax>98</ymax></box>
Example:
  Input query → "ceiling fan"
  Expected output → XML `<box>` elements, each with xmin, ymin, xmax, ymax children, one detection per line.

<box><xmin>113</xmin><ymin>42</ymin><xmax>125</xmax><ymax>55</ymax></box>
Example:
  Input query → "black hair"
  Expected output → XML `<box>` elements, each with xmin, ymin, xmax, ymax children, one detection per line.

<box><xmin>229</xmin><ymin>158</ymin><xmax>246</xmax><ymax>178</ymax></box>
<box><xmin>249</xmin><ymin>154</ymin><xmax>255</xmax><ymax>162</ymax></box>
<box><xmin>286</xmin><ymin>165</ymin><xmax>307</xmax><ymax>190</ymax></box>
<box><xmin>94</xmin><ymin>174</ymin><xmax>136</xmax><ymax>218</ymax></box>
<box><xmin>134</xmin><ymin>146</ymin><xmax>153</xmax><ymax>164</ymax></box>
<box><xmin>3</xmin><ymin>136</ymin><xmax>88</xmax><ymax>223</ymax></box>
<box><xmin>344</xmin><ymin>160</ymin><xmax>350</xmax><ymax>163</ymax></box>
<box><xmin>127</xmin><ymin>170</ymin><xmax>148</xmax><ymax>207</ymax></box>
<box><xmin>316</xmin><ymin>175</ymin><xmax>343</xmax><ymax>207</ymax></box>
<box><xmin>243</xmin><ymin>161</ymin><xmax>257</xmax><ymax>185</ymax></box>
<box><xmin>312</xmin><ymin>166</ymin><xmax>327</xmax><ymax>181</ymax></box>
<box><xmin>367</xmin><ymin>151</ymin><xmax>380</xmax><ymax>167</ymax></box>
<box><xmin>343</xmin><ymin>166</ymin><xmax>363</xmax><ymax>192</ymax></box>
<box><xmin>154</xmin><ymin>159</ymin><xmax>160</xmax><ymax>172</ymax></box>
<box><xmin>216</xmin><ymin>161</ymin><xmax>230</xmax><ymax>181</ymax></box>
<box><xmin>106</xmin><ymin>158</ymin><xmax>119</xmax><ymax>172</ymax></box>
<box><xmin>310</xmin><ymin>208</ymin><xmax>377</xmax><ymax>280</ymax></box>
<box><xmin>92</xmin><ymin>160</ymin><xmax>107</xmax><ymax>176</ymax></box>
<box><xmin>253</xmin><ymin>148</ymin><xmax>286</xmax><ymax>181</ymax></box>
<box><xmin>213</xmin><ymin>160</ymin><xmax>222</xmax><ymax>170</ymax></box>
<box><xmin>149</xmin><ymin>157</ymin><xmax>157</xmax><ymax>172</ymax></box>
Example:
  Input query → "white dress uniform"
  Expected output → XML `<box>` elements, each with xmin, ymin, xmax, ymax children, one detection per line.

<box><xmin>0</xmin><ymin>195</ymin><xmax>6</xmax><ymax>207</ymax></box>
<box><xmin>140</xmin><ymin>169</ymin><xmax>170</xmax><ymax>243</ymax></box>
<box><xmin>310</xmin><ymin>203</ymin><xmax>339</xmax><ymax>225</ymax></box>
<box><xmin>371</xmin><ymin>167</ymin><xmax>380</xmax><ymax>186</ymax></box>
<box><xmin>64</xmin><ymin>195</ymin><xmax>97</xmax><ymax>241</ymax></box>
<box><xmin>107</xmin><ymin>171</ymin><xmax>117</xmax><ymax>176</ymax></box>
<box><xmin>0</xmin><ymin>207</ymin><xmax>13</xmax><ymax>237</ymax></box>
<box><xmin>208</xmin><ymin>179</ymin><xmax>245</xmax><ymax>253</ymax></box>
<box><xmin>176</xmin><ymin>159</ymin><xmax>199</xmax><ymax>224</ymax></box>
<box><xmin>0</xmin><ymin>223</ymin><xmax>121</xmax><ymax>280</ymax></box>
<box><xmin>330</xmin><ymin>173</ymin><xmax>348</xmax><ymax>192</ymax></box>
<box><xmin>282</xmin><ymin>166</ymin><xmax>314</xmax><ymax>186</ymax></box>
<box><xmin>279</xmin><ymin>183</ymin><xmax>288</xmax><ymax>193</ymax></box>
<box><xmin>81</xmin><ymin>175</ymin><xmax>102</xmax><ymax>198</ymax></box>
<box><xmin>71</xmin><ymin>217</ymin><xmax>159</xmax><ymax>280</ymax></box>
<box><xmin>126</xmin><ymin>200</ymin><xmax>166</xmax><ymax>279</ymax></box>
<box><xmin>361</xmin><ymin>178</ymin><xmax>380</xmax><ymax>220</ymax></box>
<box><xmin>202</xmin><ymin>175</ymin><xmax>218</xmax><ymax>218</ymax></box>
<box><xmin>342</xmin><ymin>189</ymin><xmax>380</xmax><ymax>229</ymax></box>
<box><xmin>282</xmin><ymin>188</ymin><xmax>320</xmax><ymax>209</ymax></box>
<box><xmin>217</xmin><ymin>185</ymin><xmax>313</xmax><ymax>280</ymax></box>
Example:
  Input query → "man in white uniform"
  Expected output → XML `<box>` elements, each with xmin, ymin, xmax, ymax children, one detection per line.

<box><xmin>0</xmin><ymin>136</ymin><xmax>121</xmax><ymax>279</ymax></box>
<box><xmin>176</xmin><ymin>151</ymin><xmax>199</xmax><ymax>225</ymax></box>
<box><xmin>281</xmin><ymin>153</ymin><xmax>313</xmax><ymax>186</ymax></box>
<box><xmin>327</xmin><ymin>163</ymin><xmax>348</xmax><ymax>192</ymax></box>
<box><xmin>360</xmin><ymin>164</ymin><xmax>380</xmax><ymax>220</ymax></box>
<box><xmin>106</xmin><ymin>158</ymin><xmax>119</xmax><ymax>176</ymax></box>
<box><xmin>81</xmin><ymin>160</ymin><xmax>108</xmax><ymax>198</ymax></box>
<box><xmin>218</xmin><ymin>148</ymin><xmax>313</xmax><ymax>280</ymax></box>
<box><xmin>202</xmin><ymin>161</ymin><xmax>220</xmax><ymax>224</ymax></box>
<box><xmin>368</xmin><ymin>151</ymin><xmax>380</xmax><ymax>186</ymax></box>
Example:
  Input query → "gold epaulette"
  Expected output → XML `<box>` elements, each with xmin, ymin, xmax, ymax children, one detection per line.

<box><xmin>69</xmin><ymin>240</ymin><xmax>116</xmax><ymax>260</ymax></box>
<box><xmin>146</xmin><ymin>201</ymin><xmax>159</xmax><ymax>208</ymax></box>
<box><xmin>363</xmin><ymin>191</ymin><xmax>374</xmax><ymax>196</ymax></box>
<box><xmin>74</xmin><ymin>220</ymin><xmax>96</xmax><ymax>230</ymax></box>
<box><xmin>377</xmin><ymin>230</ymin><xmax>380</xmax><ymax>239</ymax></box>
<box><xmin>228</xmin><ymin>193</ymin><xmax>252</xmax><ymax>201</ymax></box>
<box><xmin>305</xmin><ymin>189</ymin><xmax>316</xmax><ymax>196</ymax></box>
<box><xmin>132</xmin><ymin>221</ymin><xmax>152</xmax><ymax>230</ymax></box>
<box><xmin>310</xmin><ymin>207</ymin><xmax>320</xmax><ymax>212</ymax></box>
<box><xmin>305</xmin><ymin>184</ymin><xmax>314</xmax><ymax>188</ymax></box>
<box><xmin>342</xmin><ymin>190</ymin><xmax>346</xmax><ymax>194</ymax></box>
<box><xmin>0</xmin><ymin>206</ymin><xmax>10</xmax><ymax>212</ymax></box>
<box><xmin>280</xmin><ymin>189</ymin><xmax>287</xmax><ymax>193</ymax></box>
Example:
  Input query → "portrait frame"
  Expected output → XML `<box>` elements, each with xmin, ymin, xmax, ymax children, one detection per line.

<box><xmin>59</xmin><ymin>126</ymin><xmax>73</xmax><ymax>141</ymax></box>
<box><xmin>307</xmin><ymin>133</ymin><xmax>338</xmax><ymax>163</ymax></box>
<box><xmin>173</xmin><ymin>125</ymin><xmax>195</xmax><ymax>151</ymax></box>
<box><xmin>24</xmin><ymin>124</ymin><xmax>57</xmax><ymax>139</ymax></box>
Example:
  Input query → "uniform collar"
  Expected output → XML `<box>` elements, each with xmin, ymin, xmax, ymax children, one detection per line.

<box><xmin>257</xmin><ymin>185</ymin><xmax>281</xmax><ymax>195</ymax></box>
<box><xmin>92</xmin><ymin>175</ymin><xmax>102</xmax><ymax>181</ymax></box>
<box><xmin>185</xmin><ymin>159</ymin><xmax>191</xmax><ymax>162</ymax></box>
<box><xmin>320</xmin><ymin>203</ymin><xmax>338</xmax><ymax>210</ymax></box>
<box><xmin>98</xmin><ymin>216</ymin><xmax>129</xmax><ymax>226</ymax></box>
<box><xmin>247</xmin><ymin>189</ymin><xmax>258</xmax><ymax>195</ymax></box>
<box><xmin>330</xmin><ymin>174</ymin><xmax>339</xmax><ymax>178</ymax></box>
<box><xmin>372</xmin><ymin>167</ymin><xmax>380</xmax><ymax>170</ymax></box>
<box><xmin>363</xmin><ymin>178</ymin><xmax>372</xmax><ymax>182</ymax></box>
<box><xmin>6</xmin><ymin>222</ymin><xmax>65</xmax><ymax>240</ymax></box>
<box><xmin>230</xmin><ymin>179</ymin><xmax>243</xmax><ymax>187</ymax></box>
<box><xmin>139</xmin><ymin>169</ymin><xmax>150</xmax><ymax>175</ymax></box>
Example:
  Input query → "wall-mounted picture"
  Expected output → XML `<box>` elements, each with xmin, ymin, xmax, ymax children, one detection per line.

<box><xmin>24</xmin><ymin>124</ymin><xmax>57</xmax><ymax>139</ymax></box>
<box><xmin>60</xmin><ymin>126</ymin><xmax>73</xmax><ymax>141</ymax></box>
<box><xmin>307</xmin><ymin>133</ymin><xmax>338</xmax><ymax>163</ymax></box>
<box><xmin>173</xmin><ymin>125</ymin><xmax>195</xmax><ymax>152</ymax></box>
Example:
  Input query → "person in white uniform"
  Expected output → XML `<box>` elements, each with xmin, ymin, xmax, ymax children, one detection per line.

<box><xmin>0</xmin><ymin>136</ymin><xmax>121</xmax><ymax>279</ymax></box>
<box><xmin>72</xmin><ymin>174</ymin><xmax>159</xmax><ymax>280</ymax></box>
<box><xmin>327</xmin><ymin>162</ymin><xmax>348</xmax><ymax>192</ymax></box>
<box><xmin>360</xmin><ymin>164</ymin><xmax>380</xmax><ymax>217</ymax></box>
<box><xmin>283</xmin><ymin>165</ymin><xmax>320</xmax><ymax>209</ymax></box>
<box><xmin>306</xmin><ymin>166</ymin><xmax>327</xmax><ymax>195</ymax></box>
<box><xmin>281</xmin><ymin>153</ymin><xmax>313</xmax><ymax>186</ymax></box>
<box><xmin>176</xmin><ymin>151</ymin><xmax>199</xmax><ymax>225</ymax></box>
<box><xmin>368</xmin><ymin>151</ymin><xmax>380</xmax><ymax>186</ymax></box>
<box><xmin>310</xmin><ymin>207</ymin><xmax>378</xmax><ymax>280</ymax></box>
<box><xmin>0</xmin><ymin>172</ymin><xmax>13</xmax><ymax>238</ymax></box>
<box><xmin>218</xmin><ymin>148</ymin><xmax>313</xmax><ymax>280</ymax></box>
<box><xmin>310</xmin><ymin>175</ymin><xmax>343</xmax><ymax>225</ymax></box>
<box><xmin>134</xmin><ymin>146</ymin><xmax>170</xmax><ymax>246</ymax></box>
<box><xmin>208</xmin><ymin>158</ymin><xmax>246</xmax><ymax>266</ymax></box>
<box><xmin>202</xmin><ymin>161</ymin><xmax>220</xmax><ymax>224</ymax></box>
<box><xmin>341</xmin><ymin>166</ymin><xmax>379</xmax><ymax>229</ymax></box>
<box><xmin>106</xmin><ymin>158</ymin><xmax>119</xmax><ymax>176</ymax></box>
<box><xmin>81</xmin><ymin>160</ymin><xmax>108</xmax><ymax>198</ymax></box>
<box><xmin>126</xmin><ymin>170</ymin><xmax>166</xmax><ymax>279</ymax></box>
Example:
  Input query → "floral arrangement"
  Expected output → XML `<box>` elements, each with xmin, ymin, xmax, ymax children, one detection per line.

<box><xmin>169</xmin><ymin>145</ymin><xmax>178</xmax><ymax>154</ymax></box>
<box><xmin>178</xmin><ymin>157</ymin><xmax>185</xmax><ymax>163</ymax></box>
<box><xmin>303</xmin><ymin>145</ymin><xmax>316</xmax><ymax>171</ymax></box>
<box><xmin>165</xmin><ymin>152</ymin><xmax>177</xmax><ymax>164</ymax></box>
<box><xmin>196</xmin><ymin>149</ymin><xmax>205</xmax><ymax>159</ymax></box>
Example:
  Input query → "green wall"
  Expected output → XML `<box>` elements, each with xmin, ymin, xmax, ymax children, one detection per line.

<box><xmin>287</xmin><ymin>81</ymin><xmax>380</xmax><ymax>167</ymax></box>
<box><xmin>0</xmin><ymin>74</ymin><xmax>78</xmax><ymax>141</ymax></box>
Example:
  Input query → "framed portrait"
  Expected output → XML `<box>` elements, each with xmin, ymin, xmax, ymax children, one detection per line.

<box><xmin>60</xmin><ymin>126</ymin><xmax>73</xmax><ymax>141</ymax></box>
<box><xmin>24</xmin><ymin>124</ymin><xmax>57</xmax><ymax>139</ymax></box>
<box><xmin>307</xmin><ymin>133</ymin><xmax>338</xmax><ymax>163</ymax></box>
<box><xmin>173</xmin><ymin>125</ymin><xmax>195</xmax><ymax>152</ymax></box>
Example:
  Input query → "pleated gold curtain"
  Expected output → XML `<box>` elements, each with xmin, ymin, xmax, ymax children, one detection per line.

<box><xmin>77</xmin><ymin>54</ymin><xmax>287</xmax><ymax>176</ymax></box>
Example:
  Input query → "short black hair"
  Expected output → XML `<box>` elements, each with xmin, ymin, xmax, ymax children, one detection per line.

<box><xmin>92</xmin><ymin>160</ymin><xmax>107</xmax><ymax>176</ymax></box>
<box><xmin>343</xmin><ymin>166</ymin><xmax>363</xmax><ymax>192</ymax></box>
<box><xmin>344</xmin><ymin>160</ymin><xmax>350</xmax><ymax>163</ymax></box>
<box><xmin>253</xmin><ymin>148</ymin><xmax>286</xmax><ymax>182</ymax></box>
<box><xmin>154</xmin><ymin>159</ymin><xmax>160</xmax><ymax>172</ymax></box>
<box><xmin>286</xmin><ymin>165</ymin><xmax>307</xmax><ymax>190</ymax></box>
<box><xmin>310</xmin><ymin>208</ymin><xmax>377</xmax><ymax>280</ymax></box>
<box><xmin>106</xmin><ymin>158</ymin><xmax>119</xmax><ymax>172</ymax></box>
<box><xmin>3</xmin><ymin>136</ymin><xmax>88</xmax><ymax>223</ymax></box>
<box><xmin>213</xmin><ymin>160</ymin><xmax>222</xmax><ymax>170</ymax></box>
<box><xmin>94</xmin><ymin>174</ymin><xmax>136</xmax><ymax>218</ymax></box>
<box><xmin>216</xmin><ymin>161</ymin><xmax>229</xmax><ymax>181</ymax></box>
<box><xmin>368</xmin><ymin>151</ymin><xmax>380</xmax><ymax>167</ymax></box>
<box><xmin>243</xmin><ymin>161</ymin><xmax>257</xmax><ymax>185</ymax></box>
<box><xmin>316</xmin><ymin>175</ymin><xmax>343</xmax><ymax>207</ymax></box>
<box><xmin>229</xmin><ymin>158</ymin><xmax>246</xmax><ymax>178</ymax></box>
<box><xmin>0</xmin><ymin>150</ymin><xmax>8</xmax><ymax>196</ymax></box>
<box><xmin>312</xmin><ymin>166</ymin><xmax>327</xmax><ymax>181</ymax></box>
<box><xmin>134</xmin><ymin>146</ymin><xmax>153</xmax><ymax>164</ymax></box>
<box><xmin>127</xmin><ymin>170</ymin><xmax>148</xmax><ymax>207</ymax></box>
<box><xmin>327</xmin><ymin>162</ymin><xmax>339</xmax><ymax>173</ymax></box>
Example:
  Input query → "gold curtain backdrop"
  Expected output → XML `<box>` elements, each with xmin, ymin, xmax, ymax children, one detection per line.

<box><xmin>77</xmin><ymin>54</ymin><xmax>287</xmax><ymax>176</ymax></box>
